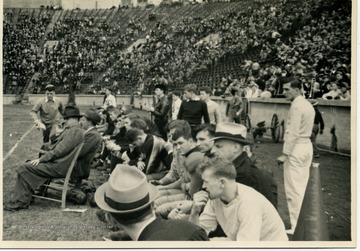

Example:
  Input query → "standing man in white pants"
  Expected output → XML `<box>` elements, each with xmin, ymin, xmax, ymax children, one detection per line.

<box><xmin>277</xmin><ymin>78</ymin><xmax>315</xmax><ymax>235</ymax></box>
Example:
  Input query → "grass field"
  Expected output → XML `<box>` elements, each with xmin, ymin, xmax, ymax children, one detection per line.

<box><xmin>2</xmin><ymin>104</ymin><xmax>352</xmax><ymax>244</ymax></box>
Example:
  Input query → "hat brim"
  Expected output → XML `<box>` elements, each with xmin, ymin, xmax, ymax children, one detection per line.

<box><xmin>63</xmin><ymin>115</ymin><xmax>82</xmax><ymax>119</ymax></box>
<box><xmin>212</xmin><ymin>136</ymin><xmax>253</xmax><ymax>145</ymax></box>
<box><xmin>94</xmin><ymin>181</ymin><xmax>158</xmax><ymax>214</ymax></box>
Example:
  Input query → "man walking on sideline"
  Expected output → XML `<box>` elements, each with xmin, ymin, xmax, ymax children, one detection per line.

<box><xmin>277</xmin><ymin>78</ymin><xmax>315</xmax><ymax>235</ymax></box>
<box><xmin>30</xmin><ymin>84</ymin><xmax>64</xmax><ymax>143</ymax></box>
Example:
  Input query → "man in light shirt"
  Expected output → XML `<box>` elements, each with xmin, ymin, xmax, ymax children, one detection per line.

<box><xmin>199</xmin><ymin>86</ymin><xmax>223</xmax><ymax>124</ymax></box>
<box><xmin>30</xmin><ymin>84</ymin><xmax>64</xmax><ymax>143</ymax></box>
<box><xmin>189</xmin><ymin>157</ymin><xmax>288</xmax><ymax>241</ymax></box>
<box><xmin>277</xmin><ymin>78</ymin><xmax>315</xmax><ymax>235</ymax></box>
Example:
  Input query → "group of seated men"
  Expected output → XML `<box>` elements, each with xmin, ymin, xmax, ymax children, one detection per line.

<box><xmin>4</xmin><ymin>83</ymin><xmax>288</xmax><ymax>242</ymax></box>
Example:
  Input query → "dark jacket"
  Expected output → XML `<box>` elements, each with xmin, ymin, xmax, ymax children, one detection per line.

<box><xmin>72</xmin><ymin>127</ymin><xmax>102</xmax><ymax>180</ymax></box>
<box><xmin>153</xmin><ymin>95</ymin><xmax>170</xmax><ymax>123</ymax></box>
<box><xmin>138</xmin><ymin>217</ymin><xmax>209</xmax><ymax>241</ymax></box>
<box><xmin>314</xmin><ymin>108</ymin><xmax>325</xmax><ymax>130</ymax></box>
<box><xmin>232</xmin><ymin>152</ymin><xmax>277</xmax><ymax>208</ymax></box>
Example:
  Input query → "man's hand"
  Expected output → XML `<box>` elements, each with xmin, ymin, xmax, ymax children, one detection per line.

<box><xmin>276</xmin><ymin>154</ymin><xmax>288</xmax><ymax>165</ymax></box>
<box><xmin>320</xmin><ymin>129</ymin><xmax>323</xmax><ymax>135</ymax></box>
<box><xmin>137</xmin><ymin>161</ymin><xmax>146</xmax><ymax>171</ymax></box>
<box><xmin>192</xmin><ymin>190</ymin><xmax>209</xmax><ymax>214</ymax></box>
<box><xmin>148</xmin><ymin>107</ymin><xmax>155</xmax><ymax>112</ymax></box>
<box><xmin>149</xmin><ymin>180</ymin><xmax>163</xmax><ymax>186</ymax></box>
<box><xmin>35</xmin><ymin>121</ymin><xmax>46</xmax><ymax>130</ymax></box>
<box><xmin>29</xmin><ymin>159</ymin><xmax>40</xmax><ymax>166</ymax></box>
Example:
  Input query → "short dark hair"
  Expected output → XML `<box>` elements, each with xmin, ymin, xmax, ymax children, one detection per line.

<box><xmin>125</xmin><ymin>128</ymin><xmax>144</xmax><ymax>143</ymax></box>
<box><xmin>109</xmin><ymin>205</ymin><xmax>152</xmax><ymax>225</ymax></box>
<box><xmin>154</xmin><ymin>84</ymin><xmax>167</xmax><ymax>93</ymax></box>
<box><xmin>198</xmin><ymin>156</ymin><xmax>236</xmax><ymax>180</ymax></box>
<box><xmin>184</xmin><ymin>84</ymin><xmax>197</xmax><ymax>93</ymax></box>
<box><xmin>123</xmin><ymin>113</ymin><xmax>140</xmax><ymax>121</ymax></box>
<box><xmin>284</xmin><ymin>78</ymin><xmax>302</xmax><ymax>89</ymax></box>
<box><xmin>200</xmin><ymin>86</ymin><xmax>212</xmax><ymax>94</ymax></box>
<box><xmin>167</xmin><ymin>120</ymin><xmax>191</xmax><ymax>134</ymax></box>
<box><xmin>130</xmin><ymin>118</ymin><xmax>148</xmax><ymax>131</ymax></box>
<box><xmin>194</xmin><ymin>123</ymin><xmax>216</xmax><ymax>138</ymax></box>
<box><xmin>172</xmin><ymin>127</ymin><xmax>193</xmax><ymax>141</ymax></box>
<box><xmin>172</xmin><ymin>91</ymin><xmax>181</xmax><ymax>97</ymax></box>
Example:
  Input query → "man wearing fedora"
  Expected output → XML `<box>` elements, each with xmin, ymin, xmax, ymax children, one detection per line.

<box><xmin>4</xmin><ymin>106</ymin><xmax>84</xmax><ymax>211</ymax></box>
<box><xmin>210</xmin><ymin>122</ymin><xmax>277</xmax><ymax>208</ymax></box>
<box><xmin>30</xmin><ymin>84</ymin><xmax>64</xmax><ymax>143</ymax></box>
<box><xmin>95</xmin><ymin>164</ymin><xmax>209</xmax><ymax>241</ymax></box>
<box><xmin>189</xmin><ymin>157</ymin><xmax>288</xmax><ymax>241</ymax></box>
<box><xmin>277</xmin><ymin>78</ymin><xmax>315</xmax><ymax>234</ymax></box>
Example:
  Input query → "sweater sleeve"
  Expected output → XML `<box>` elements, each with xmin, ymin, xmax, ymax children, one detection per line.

<box><xmin>202</xmin><ymin>102</ymin><xmax>210</xmax><ymax>124</ymax></box>
<box><xmin>39</xmin><ymin>127</ymin><xmax>84</xmax><ymax>162</ymax></box>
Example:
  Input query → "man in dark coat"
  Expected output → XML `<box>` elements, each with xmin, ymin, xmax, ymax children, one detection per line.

<box><xmin>72</xmin><ymin>108</ymin><xmax>103</xmax><ymax>181</ymax></box>
<box><xmin>94</xmin><ymin>164</ymin><xmax>209</xmax><ymax>241</ymax></box>
<box><xmin>211</xmin><ymin>122</ymin><xmax>277</xmax><ymax>208</ymax></box>
<box><xmin>4</xmin><ymin>106</ymin><xmax>84</xmax><ymax>211</ymax></box>
<box><xmin>148</xmin><ymin>84</ymin><xmax>170</xmax><ymax>140</ymax></box>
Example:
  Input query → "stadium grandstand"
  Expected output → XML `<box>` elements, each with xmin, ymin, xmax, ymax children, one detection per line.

<box><xmin>3</xmin><ymin>0</ymin><xmax>351</xmax><ymax>99</ymax></box>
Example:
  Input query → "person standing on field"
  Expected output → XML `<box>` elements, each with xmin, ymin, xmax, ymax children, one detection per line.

<box><xmin>30</xmin><ymin>84</ymin><xmax>64</xmax><ymax>143</ymax></box>
<box><xmin>277</xmin><ymin>78</ymin><xmax>315</xmax><ymax>235</ymax></box>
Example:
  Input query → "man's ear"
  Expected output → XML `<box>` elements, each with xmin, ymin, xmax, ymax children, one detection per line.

<box><xmin>220</xmin><ymin>178</ymin><xmax>226</xmax><ymax>188</ymax></box>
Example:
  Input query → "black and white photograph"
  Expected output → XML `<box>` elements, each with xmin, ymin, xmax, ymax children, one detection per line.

<box><xmin>1</xmin><ymin>0</ymin><xmax>355</xmax><ymax>248</ymax></box>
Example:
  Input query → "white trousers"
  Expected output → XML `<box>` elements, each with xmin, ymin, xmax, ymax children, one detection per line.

<box><xmin>284</xmin><ymin>142</ymin><xmax>312</xmax><ymax>233</ymax></box>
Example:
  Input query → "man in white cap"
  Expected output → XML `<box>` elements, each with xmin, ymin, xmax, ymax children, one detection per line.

<box><xmin>94</xmin><ymin>164</ymin><xmax>209</xmax><ymax>241</ymax></box>
<box><xmin>30</xmin><ymin>84</ymin><xmax>64</xmax><ymax>143</ymax></box>
<box><xmin>189</xmin><ymin>157</ymin><xmax>288</xmax><ymax>241</ymax></box>
<box><xmin>277</xmin><ymin>78</ymin><xmax>315</xmax><ymax>234</ymax></box>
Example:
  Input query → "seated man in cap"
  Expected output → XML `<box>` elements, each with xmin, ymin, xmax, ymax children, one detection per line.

<box><xmin>4</xmin><ymin>106</ymin><xmax>84</xmax><ymax>211</ymax></box>
<box><xmin>189</xmin><ymin>157</ymin><xmax>288</xmax><ymax>241</ymax></box>
<box><xmin>72</xmin><ymin>108</ymin><xmax>103</xmax><ymax>182</ymax></box>
<box><xmin>210</xmin><ymin>122</ymin><xmax>277</xmax><ymax>208</ymax></box>
<box><xmin>94</xmin><ymin>164</ymin><xmax>209</xmax><ymax>241</ymax></box>
<box><xmin>30</xmin><ymin>84</ymin><xmax>64</xmax><ymax>143</ymax></box>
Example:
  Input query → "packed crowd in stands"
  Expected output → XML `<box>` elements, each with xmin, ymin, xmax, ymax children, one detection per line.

<box><xmin>3</xmin><ymin>0</ymin><xmax>350</xmax><ymax>101</ymax></box>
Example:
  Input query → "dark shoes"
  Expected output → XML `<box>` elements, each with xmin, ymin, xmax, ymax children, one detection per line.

<box><xmin>4</xmin><ymin>203</ymin><xmax>28</xmax><ymax>212</ymax></box>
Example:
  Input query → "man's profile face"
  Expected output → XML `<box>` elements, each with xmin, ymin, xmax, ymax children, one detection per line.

<box><xmin>173</xmin><ymin>136</ymin><xmax>192</xmax><ymax>155</ymax></box>
<box><xmin>199</xmin><ymin>91</ymin><xmax>209</xmax><ymax>101</ymax></box>
<box><xmin>123</xmin><ymin>117</ymin><xmax>132</xmax><ymax>130</ymax></box>
<box><xmin>196</xmin><ymin>130</ymin><xmax>214</xmax><ymax>153</ymax></box>
<box><xmin>283</xmin><ymin>84</ymin><xmax>298</xmax><ymax>101</ymax></box>
<box><xmin>79</xmin><ymin>116</ymin><xmax>90</xmax><ymax>130</ymax></box>
<box><xmin>201</xmin><ymin>169</ymin><xmax>222</xmax><ymax>200</ymax></box>
<box><xmin>211</xmin><ymin>139</ymin><xmax>238</xmax><ymax>161</ymax></box>
<box><xmin>45</xmin><ymin>90</ymin><xmax>54</xmax><ymax>101</ymax></box>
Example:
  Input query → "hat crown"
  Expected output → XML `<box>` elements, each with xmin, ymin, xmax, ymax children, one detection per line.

<box><xmin>102</xmin><ymin>165</ymin><xmax>156</xmax><ymax>213</ymax></box>
<box><xmin>63</xmin><ymin>106</ymin><xmax>81</xmax><ymax>119</ymax></box>
<box><xmin>83</xmin><ymin>109</ymin><xmax>101</xmax><ymax>125</ymax></box>
<box><xmin>212</xmin><ymin>122</ymin><xmax>252</xmax><ymax>145</ymax></box>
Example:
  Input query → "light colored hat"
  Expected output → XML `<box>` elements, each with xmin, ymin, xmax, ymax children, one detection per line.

<box><xmin>212</xmin><ymin>122</ymin><xmax>252</xmax><ymax>145</ymax></box>
<box><xmin>95</xmin><ymin>164</ymin><xmax>158</xmax><ymax>213</ymax></box>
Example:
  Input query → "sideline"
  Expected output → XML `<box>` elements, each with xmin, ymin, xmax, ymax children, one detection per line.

<box><xmin>3</xmin><ymin>125</ymin><xmax>36</xmax><ymax>162</ymax></box>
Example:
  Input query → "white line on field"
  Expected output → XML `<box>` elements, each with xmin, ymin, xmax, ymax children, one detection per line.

<box><xmin>3</xmin><ymin>126</ymin><xmax>36</xmax><ymax>162</ymax></box>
